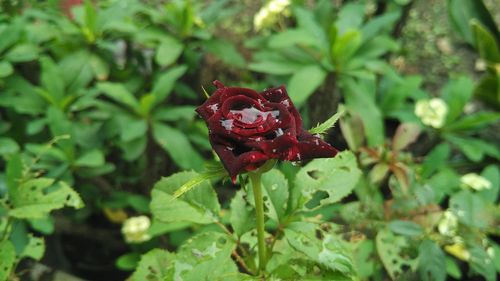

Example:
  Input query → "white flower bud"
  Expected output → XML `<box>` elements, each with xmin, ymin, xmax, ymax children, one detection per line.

<box><xmin>438</xmin><ymin>210</ymin><xmax>458</xmax><ymax>236</ymax></box>
<box><xmin>414</xmin><ymin>98</ymin><xmax>448</xmax><ymax>128</ymax></box>
<box><xmin>253</xmin><ymin>0</ymin><xmax>291</xmax><ymax>31</ymax></box>
<box><xmin>460</xmin><ymin>173</ymin><xmax>492</xmax><ymax>191</ymax></box>
<box><xmin>121</xmin><ymin>215</ymin><xmax>152</xmax><ymax>243</ymax></box>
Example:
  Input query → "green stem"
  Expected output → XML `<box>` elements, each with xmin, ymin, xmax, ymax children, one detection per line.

<box><xmin>250</xmin><ymin>172</ymin><xmax>267</xmax><ymax>275</ymax></box>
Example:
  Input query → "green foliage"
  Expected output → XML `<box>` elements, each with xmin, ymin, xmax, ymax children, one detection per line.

<box><xmin>294</xmin><ymin>151</ymin><xmax>362</xmax><ymax>210</ymax></box>
<box><xmin>0</xmin><ymin>0</ymin><xmax>498</xmax><ymax>280</ymax></box>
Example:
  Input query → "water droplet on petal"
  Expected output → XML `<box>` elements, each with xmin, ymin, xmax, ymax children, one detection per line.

<box><xmin>221</xmin><ymin>119</ymin><xmax>234</xmax><ymax>130</ymax></box>
<box><xmin>209</xmin><ymin>104</ymin><xmax>219</xmax><ymax>112</ymax></box>
<box><xmin>275</xmin><ymin>128</ymin><xmax>284</xmax><ymax>137</ymax></box>
<box><xmin>229</xmin><ymin>107</ymin><xmax>279</xmax><ymax>124</ymax></box>
<box><xmin>281</xmin><ymin>100</ymin><xmax>290</xmax><ymax>107</ymax></box>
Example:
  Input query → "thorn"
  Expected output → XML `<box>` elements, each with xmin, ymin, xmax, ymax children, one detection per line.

<box><xmin>201</xmin><ymin>85</ymin><xmax>209</xmax><ymax>99</ymax></box>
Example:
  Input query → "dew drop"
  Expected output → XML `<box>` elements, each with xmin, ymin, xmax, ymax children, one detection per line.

<box><xmin>282</xmin><ymin>100</ymin><xmax>290</xmax><ymax>107</ymax></box>
<box><xmin>209</xmin><ymin>104</ymin><xmax>219</xmax><ymax>112</ymax></box>
<box><xmin>275</xmin><ymin>128</ymin><xmax>284</xmax><ymax>137</ymax></box>
<box><xmin>271</xmin><ymin>184</ymin><xmax>278</xmax><ymax>191</ymax></box>
<box><xmin>229</xmin><ymin>107</ymin><xmax>279</xmax><ymax>124</ymax></box>
<box><xmin>221</xmin><ymin>119</ymin><xmax>234</xmax><ymax>130</ymax></box>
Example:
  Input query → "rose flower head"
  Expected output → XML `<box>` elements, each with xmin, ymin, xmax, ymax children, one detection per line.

<box><xmin>196</xmin><ymin>81</ymin><xmax>338</xmax><ymax>182</ymax></box>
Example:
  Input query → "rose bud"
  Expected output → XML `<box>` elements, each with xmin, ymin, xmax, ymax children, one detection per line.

<box><xmin>196</xmin><ymin>81</ymin><xmax>338</xmax><ymax>183</ymax></box>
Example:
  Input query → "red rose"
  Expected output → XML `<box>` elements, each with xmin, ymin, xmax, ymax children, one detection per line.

<box><xmin>196</xmin><ymin>81</ymin><xmax>338</xmax><ymax>182</ymax></box>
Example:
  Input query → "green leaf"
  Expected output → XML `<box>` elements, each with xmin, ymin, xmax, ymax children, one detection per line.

<box><xmin>477</xmin><ymin>165</ymin><xmax>499</xmax><ymax>204</ymax></box>
<box><xmin>20</xmin><ymin>235</ymin><xmax>45</xmax><ymax>260</ymax></box>
<box><xmin>267</xmin><ymin>29</ymin><xmax>320</xmax><ymax>49</ymax></box>
<box><xmin>175</xmin><ymin>232</ymin><xmax>240</xmax><ymax>280</ymax></box>
<box><xmin>285</xmin><ymin>222</ymin><xmax>356</xmax><ymax>277</ymax></box>
<box><xmin>248</xmin><ymin>60</ymin><xmax>303</xmax><ymax>75</ymax></box>
<box><xmin>0</xmin><ymin>240</ymin><xmax>16</xmax><ymax>281</ymax></box>
<box><xmin>131</xmin><ymin>249</ymin><xmax>173</xmax><ymax>281</ymax></box>
<box><xmin>116</xmin><ymin>252</ymin><xmax>141</xmax><ymax>271</ymax></box>
<box><xmin>229</xmin><ymin>190</ymin><xmax>255</xmax><ymax>237</ymax></box>
<box><xmin>119</xmin><ymin>136</ymin><xmax>147</xmax><ymax>161</ymax></box>
<box><xmin>0</xmin><ymin>61</ymin><xmax>14</xmax><ymax>78</ymax></box>
<box><xmin>445</xmin><ymin>135</ymin><xmax>500</xmax><ymax>162</ymax></box>
<box><xmin>260</xmin><ymin>169</ymin><xmax>289</xmax><ymax>223</ymax></box>
<box><xmin>155</xmin><ymin>36</ymin><xmax>184</xmax><ymax>66</ymax></box>
<box><xmin>336</xmin><ymin>3</ymin><xmax>365</xmax><ymax>35</ymax></box>
<box><xmin>89</xmin><ymin>54</ymin><xmax>109</xmax><ymax>80</ymax></box>
<box><xmin>332</xmin><ymin>30</ymin><xmax>362</xmax><ymax>65</ymax></box>
<box><xmin>361</xmin><ymin>11</ymin><xmax>400</xmax><ymax>42</ymax></box>
<box><xmin>294</xmin><ymin>151</ymin><xmax>361</xmax><ymax>210</ymax></box>
<box><xmin>353</xmin><ymin>240</ymin><xmax>375</xmax><ymax>279</ymax></box>
<box><xmin>152</xmin><ymin>122</ymin><xmax>204</xmax><ymax>170</ymax></box>
<box><xmin>471</xmin><ymin>20</ymin><xmax>500</xmax><ymax>62</ymax></box>
<box><xmin>388</xmin><ymin>220</ymin><xmax>423</xmax><ymax>237</ymax></box>
<box><xmin>417</xmin><ymin>240</ymin><xmax>446</xmax><ymax>281</ymax></box>
<box><xmin>469</xmin><ymin>245</ymin><xmax>496</xmax><ymax>281</ymax></box>
<box><xmin>74</xmin><ymin>149</ymin><xmax>105</xmax><ymax>167</ymax></box>
<box><xmin>5</xmin><ymin>44</ymin><xmax>39</xmax><ymax>62</ymax></box>
<box><xmin>421</xmin><ymin>143</ymin><xmax>450</xmax><ymax>178</ymax></box>
<box><xmin>343</xmin><ymin>79</ymin><xmax>384</xmax><ymax>146</ymax></box>
<box><xmin>97</xmin><ymin>82</ymin><xmax>139</xmax><ymax>110</ymax></box>
<box><xmin>449</xmin><ymin>190</ymin><xmax>490</xmax><ymax>228</ymax></box>
<box><xmin>151</xmin><ymin>171</ymin><xmax>220</xmax><ymax>224</ymax></box>
<box><xmin>28</xmin><ymin>217</ymin><xmax>55</xmax><ymax>235</ymax></box>
<box><xmin>151</xmin><ymin>65</ymin><xmax>187</xmax><ymax>102</ymax></box>
<box><xmin>309</xmin><ymin>109</ymin><xmax>345</xmax><ymax>136</ymax></box>
<box><xmin>446</xmin><ymin>257</ymin><xmax>462</xmax><ymax>279</ymax></box>
<box><xmin>40</xmin><ymin>57</ymin><xmax>65</xmax><ymax>103</ymax></box>
<box><xmin>0</xmin><ymin>19</ymin><xmax>22</xmax><ymax>53</ymax></box>
<box><xmin>115</xmin><ymin>115</ymin><xmax>148</xmax><ymax>142</ymax></box>
<box><xmin>171</xmin><ymin>162</ymin><xmax>227</xmax><ymax>199</ymax></box>
<box><xmin>446</xmin><ymin>112</ymin><xmax>500</xmax><ymax>132</ymax></box>
<box><xmin>205</xmin><ymin>39</ymin><xmax>246</xmax><ymax>68</ymax></box>
<box><xmin>153</xmin><ymin>106</ymin><xmax>197</xmax><ymax>121</ymax></box>
<box><xmin>6</xmin><ymin>153</ymin><xmax>24</xmax><ymax>193</ymax></box>
<box><xmin>447</xmin><ymin>0</ymin><xmax>499</xmax><ymax>45</ymax></box>
<box><xmin>287</xmin><ymin>65</ymin><xmax>326</xmax><ymax>106</ymax></box>
<box><xmin>0</xmin><ymin>138</ymin><xmax>20</xmax><ymax>156</ymax></box>
<box><xmin>9</xmin><ymin>179</ymin><xmax>84</xmax><ymax>219</ymax></box>
<box><xmin>441</xmin><ymin>76</ymin><xmax>474</xmax><ymax>124</ymax></box>
<box><xmin>376</xmin><ymin>228</ymin><xmax>418</xmax><ymax>280</ymax></box>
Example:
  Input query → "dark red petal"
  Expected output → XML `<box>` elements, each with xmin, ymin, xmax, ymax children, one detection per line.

<box><xmin>196</xmin><ymin>87</ymin><xmax>226</xmax><ymax>120</ymax></box>
<box><xmin>288</xmin><ymin>131</ymin><xmax>338</xmax><ymax>161</ymax></box>
<box><xmin>260</xmin><ymin>86</ymin><xmax>302</xmax><ymax>133</ymax></box>
<box><xmin>212</xmin><ymin>142</ymin><xmax>269</xmax><ymax>182</ymax></box>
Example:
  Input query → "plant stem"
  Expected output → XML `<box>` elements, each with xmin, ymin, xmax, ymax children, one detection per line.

<box><xmin>250</xmin><ymin>172</ymin><xmax>266</xmax><ymax>275</ymax></box>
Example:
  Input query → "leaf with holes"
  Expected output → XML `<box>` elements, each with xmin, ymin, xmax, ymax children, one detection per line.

<box><xmin>261</xmin><ymin>169</ymin><xmax>289</xmax><ymax>223</ymax></box>
<box><xmin>174</xmin><ymin>231</ymin><xmax>242</xmax><ymax>280</ymax></box>
<box><xmin>0</xmin><ymin>240</ymin><xmax>16</xmax><ymax>281</ymax></box>
<box><xmin>151</xmin><ymin>171</ymin><xmax>220</xmax><ymax>224</ymax></box>
<box><xmin>131</xmin><ymin>249</ymin><xmax>174</xmax><ymax>281</ymax></box>
<box><xmin>449</xmin><ymin>190</ymin><xmax>491</xmax><ymax>229</ymax></box>
<box><xmin>376</xmin><ymin>228</ymin><xmax>418</xmax><ymax>280</ymax></box>
<box><xmin>418</xmin><ymin>240</ymin><xmax>446</xmax><ymax>281</ymax></box>
<box><xmin>20</xmin><ymin>235</ymin><xmax>45</xmax><ymax>260</ymax></box>
<box><xmin>284</xmin><ymin>222</ymin><xmax>356</xmax><ymax>279</ymax></box>
<box><xmin>9</xmin><ymin>178</ymin><xmax>84</xmax><ymax>219</ymax></box>
<box><xmin>294</xmin><ymin>151</ymin><xmax>361</xmax><ymax>210</ymax></box>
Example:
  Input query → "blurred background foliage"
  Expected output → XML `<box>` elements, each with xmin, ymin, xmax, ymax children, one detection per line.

<box><xmin>0</xmin><ymin>0</ymin><xmax>499</xmax><ymax>280</ymax></box>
